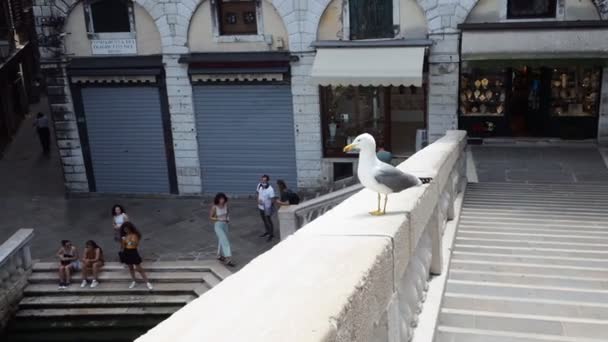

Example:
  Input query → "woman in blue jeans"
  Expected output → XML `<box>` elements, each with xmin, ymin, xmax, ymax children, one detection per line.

<box><xmin>210</xmin><ymin>193</ymin><xmax>235</xmax><ymax>267</ymax></box>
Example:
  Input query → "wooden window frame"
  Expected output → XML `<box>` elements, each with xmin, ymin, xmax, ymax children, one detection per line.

<box><xmin>212</xmin><ymin>0</ymin><xmax>265</xmax><ymax>40</ymax></box>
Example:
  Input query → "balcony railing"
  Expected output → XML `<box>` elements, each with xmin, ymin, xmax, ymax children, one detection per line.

<box><xmin>136</xmin><ymin>130</ymin><xmax>467</xmax><ymax>342</ymax></box>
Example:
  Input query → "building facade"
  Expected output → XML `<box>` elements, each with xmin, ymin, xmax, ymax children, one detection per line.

<box><xmin>1</xmin><ymin>0</ymin><xmax>38</xmax><ymax>154</ymax></box>
<box><xmin>32</xmin><ymin>0</ymin><xmax>608</xmax><ymax>195</ymax></box>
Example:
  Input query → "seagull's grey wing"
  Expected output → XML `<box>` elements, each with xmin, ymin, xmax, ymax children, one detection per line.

<box><xmin>374</xmin><ymin>167</ymin><xmax>421</xmax><ymax>193</ymax></box>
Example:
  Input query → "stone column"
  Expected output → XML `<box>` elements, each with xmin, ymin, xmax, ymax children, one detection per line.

<box><xmin>427</xmin><ymin>33</ymin><xmax>460</xmax><ymax>143</ymax></box>
<box><xmin>290</xmin><ymin>52</ymin><xmax>324</xmax><ymax>189</ymax></box>
<box><xmin>598</xmin><ymin>67</ymin><xmax>608</xmax><ymax>145</ymax></box>
<box><xmin>163</xmin><ymin>54</ymin><xmax>202</xmax><ymax>194</ymax></box>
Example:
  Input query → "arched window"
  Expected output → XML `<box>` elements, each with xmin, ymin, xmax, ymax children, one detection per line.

<box><xmin>85</xmin><ymin>0</ymin><xmax>134</xmax><ymax>34</ymax></box>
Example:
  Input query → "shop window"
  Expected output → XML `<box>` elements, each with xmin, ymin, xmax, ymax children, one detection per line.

<box><xmin>217</xmin><ymin>0</ymin><xmax>258</xmax><ymax>35</ymax></box>
<box><xmin>349</xmin><ymin>0</ymin><xmax>393</xmax><ymax>40</ymax></box>
<box><xmin>321</xmin><ymin>86</ymin><xmax>390</xmax><ymax>157</ymax></box>
<box><xmin>85</xmin><ymin>0</ymin><xmax>134</xmax><ymax>34</ymax></box>
<box><xmin>507</xmin><ymin>0</ymin><xmax>557</xmax><ymax>19</ymax></box>
<box><xmin>550</xmin><ymin>67</ymin><xmax>601</xmax><ymax>117</ymax></box>
<box><xmin>459</xmin><ymin>67</ymin><xmax>508</xmax><ymax>117</ymax></box>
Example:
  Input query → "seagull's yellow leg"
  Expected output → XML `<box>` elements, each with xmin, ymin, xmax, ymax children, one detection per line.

<box><xmin>370</xmin><ymin>193</ymin><xmax>384</xmax><ymax>216</ymax></box>
<box><xmin>382</xmin><ymin>194</ymin><xmax>388</xmax><ymax>214</ymax></box>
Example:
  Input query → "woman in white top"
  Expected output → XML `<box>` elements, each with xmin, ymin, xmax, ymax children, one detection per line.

<box><xmin>209</xmin><ymin>193</ymin><xmax>235</xmax><ymax>267</ymax></box>
<box><xmin>112</xmin><ymin>205</ymin><xmax>129</xmax><ymax>244</ymax></box>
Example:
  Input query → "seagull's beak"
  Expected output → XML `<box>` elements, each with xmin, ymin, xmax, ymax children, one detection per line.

<box><xmin>343</xmin><ymin>144</ymin><xmax>356</xmax><ymax>153</ymax></box>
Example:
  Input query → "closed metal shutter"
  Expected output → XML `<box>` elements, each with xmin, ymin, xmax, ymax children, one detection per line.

<box><xmin>193</xmin><ymin>85</ymin><xmax>298</xmax><ymax>195</ymax></box>
<box><xmin>81</xmin><ymin>87</ymin><xmax>170</xmax><ymax>193</ymax></box>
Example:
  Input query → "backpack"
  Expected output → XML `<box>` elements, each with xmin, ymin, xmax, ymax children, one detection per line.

<box><xmin>286</xmin><ymin>190</ymin><xmax>300</xmax><ymax>205</ymax></box>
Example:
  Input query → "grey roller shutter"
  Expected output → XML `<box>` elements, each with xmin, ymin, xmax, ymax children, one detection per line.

<box><xmin>194</xmin><ymin>84</ymin><xmax>297</xmax><ymax>195</ymax></box>
<box><xmin>81</xmin><ymin>87</ymin><xmax>170</xmax><ymax>193</ymax></box>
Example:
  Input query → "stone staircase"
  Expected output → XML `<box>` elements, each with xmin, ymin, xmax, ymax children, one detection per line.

<box><xmin>5</xmin><ymin>261</ymin><xmax>230</xmax><ymax>342</ymax></box>
<box><xmin>436</xmin><ymin>182</ymin><xmax>608</xmax><ymax>342</ymax></box>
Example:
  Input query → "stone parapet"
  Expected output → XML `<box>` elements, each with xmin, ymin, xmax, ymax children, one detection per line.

<box><xmin>0</xmin><ymin>229</ymin><xmax>34</xmax><ymax>333</ymax></box>
<box><xmin>135</xmin><ymin>130</ymin><xmax>467</xmax><ymax>342</ymax></box>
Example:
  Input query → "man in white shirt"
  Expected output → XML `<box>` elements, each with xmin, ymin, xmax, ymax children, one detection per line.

<box><xmin>256</xmin><ymin>175</ymin><xmax>276</xmax><ymax>242</ymax></box>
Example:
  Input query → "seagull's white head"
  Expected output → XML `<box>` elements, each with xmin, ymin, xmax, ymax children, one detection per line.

<box><xmin>343</xmin><ymin>133</ymin><xmax>376</xmax><ymax>154</ymax></box>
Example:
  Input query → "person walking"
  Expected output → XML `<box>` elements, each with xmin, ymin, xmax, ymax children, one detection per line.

<box><xmin>275</xmin><ymin>180</ymin><xmax>300</xmax><ymax>207</ymax></box>
<box><xmin>257</xmin><ymin>175</ymin><xmax>276</xmax><ymax>242</ymax></box>
<box><xmin>81</xmin><ymin>240</ymin><xmax>104</xmax><ymax>288</ymax></box>
<box><xmin>33</xmin><ymin>112</ymin><xmax>51</xmax><ymax>155</ymax></box>
<box><xmin>57</xmin><ymin>240</ymin><xmax>80</xmax><ymax>289</ymax></box>
<box><xmin>121</xmin><ymin>222</ymin><xmax>153</xmax><ymax>290</ymax></box>
<box><xmin>209</xmin><ymin>193</ymin><xmax>235</xmax><ymax>267</ymax></box>
<box><xmin>112</xmin><ymin>205</ymin><xmax>129</xmax><ymax>245</ymax></box>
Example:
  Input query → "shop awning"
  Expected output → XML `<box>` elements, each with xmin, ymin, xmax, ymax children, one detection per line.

<box><xmin>310</xmin><ymin>47</ymin><xmax>425</xmax><ymax>87</ymax></box>
<box><xmin>461</xmin><ymin>27</ymin><xmax>608</xmax><ymax>60</ymax></box>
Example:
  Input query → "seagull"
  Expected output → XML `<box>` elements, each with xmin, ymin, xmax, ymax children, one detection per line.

<box><xmin>343</xmin><ymin>133</ymin><xmax>432</xmax><ymax>216</ymax></box>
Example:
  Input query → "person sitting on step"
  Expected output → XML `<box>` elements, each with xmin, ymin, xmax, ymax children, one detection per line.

<box><xmin>81</xmin><ymin>240</ymin><xmax>104</xmax><ymax>288</ymax></box>
<box><xmin>57</xmin><ymin>240</ymin><xmax>80</xmax><ymax>289</ymax></box>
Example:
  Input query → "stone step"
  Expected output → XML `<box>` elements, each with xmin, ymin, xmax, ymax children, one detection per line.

<box><xmin>9</xmin><ymin>315</ymin><xmax>165</xmax><ymax>331</ymax></box>
<box><xmin>453</xmin><ymin>244</ymin><xmax>608</xmax><ymax>259</ymax></box>
<box><xmin>32</xmin><ymin>261</ymin><xmax>230</xmax><ymax>277</ymax></box>
<box><xmin>15</xmin><ymin>306</ymin><xmax>182</xmax><ymax>318</ymax></box>
<box><xmin>460</xmin><ymin>210</ymin><xmax>608</xmax><ymax>222</ymax></box>
<box><xmin>460</xmin><ymin>212</ymin><xmax>608</xmax><ymax>224</ymax></box>
<box><xmin>454</xmin><ymin>237</ymin><xmax>608</xmax><ymax>252</ymax></box>
<box><xmin>436</xmin><ymin>326</ymin><xmax>607</xmax><ymax>342</ymax></box>
<box><xmin>457</xmin><ymin>225</ymin><xmax>608</xmax><ymax>236</ymax></box>
<box><xmin>442</xmin><ymin>293</ymin><xmax>608</xmax><ymax>320</ymax></box>
<box><xmin>457</xmin><ymin>219</ymin><xmax>608</xmax><ymax>230</ymax></box>
<box><xmin>28</xmin><ymin>271</ymin><xmax>209</xmax><ymax>283</ymax></box>
<box><xmin>457</xmin><ymin>231</ymin><xmax>608</xmax><ymax>245</ymax></box>
<box><xmin>439</xmin><ymin>309</ymin><xmax>608</xmax><ymax>340</ymax></box>
<box><xmin>448</xmin><ymin>270</ymin><xmax>608</xmax><ymax>291</ymax></box>
<box><xmin>451</xmin><ymin>251</ymin><xmax>608</xmax><ymax>269</ymax></box>
<box><xmin>445</xmin><ymin>280</ymin><xmax>608</xmax><ymax>305</ymax></box>
<box><xmin>19</xmin><ymin>294</ymin><xmax>195</xmax><ymax>309</ymax></box>
<box><xmin>5</xmin><ymin>328</ymin><xmax>149</xmax><ymax>342</ymax></box>
<box><xmin>24</xmin><ymin>282</ymin><xmax>207</xmax><ymax>296</ymax></box>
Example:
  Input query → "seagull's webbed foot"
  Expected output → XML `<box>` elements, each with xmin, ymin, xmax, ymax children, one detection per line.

<box><xmin>369</xmin><ymin>210</ymin><xmax>385</xmax><ymax>216</ymax></box>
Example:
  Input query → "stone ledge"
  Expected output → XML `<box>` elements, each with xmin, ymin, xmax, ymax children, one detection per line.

<box><xmin>136</xmin><ymin>131</ymin><xmax>467</xmax><ymax>342</ymax></box>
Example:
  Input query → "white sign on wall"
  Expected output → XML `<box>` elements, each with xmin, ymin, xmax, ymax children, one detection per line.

<box><xmin>91</xmin><ymin>39</ymin><xmax>137</xmax><ymax>55</ymax></box>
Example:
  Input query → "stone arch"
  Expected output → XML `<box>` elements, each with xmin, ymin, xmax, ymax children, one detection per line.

<box><xmin>48</xmin><ymin>0</ymin><xmax>169</xmax><ymax>53</ymax></box>
<box><xmin>309</xmin><ymin>0</ymin><xmax>459</xmax><ymax>45</ymax></box>
<box><xmin>458</xmin><ymin>0</ymin><xmax>607</xmax><ymax>28</ymax></box>
<box><xmin>179</xmin><ymin>0</ymin><xmax>297</xmax><ymax>51</ymax></box>
<box><xmin>185</xmin><ymin>0</ymin><xmax>291</xmax><ymax>52</ymax></box>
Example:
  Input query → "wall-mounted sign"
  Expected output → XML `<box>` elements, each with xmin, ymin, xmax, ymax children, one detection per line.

<box><xmin>91</xmin><ymin>39</ymin><xmax>136</xmax><ymax>55</ymax></box>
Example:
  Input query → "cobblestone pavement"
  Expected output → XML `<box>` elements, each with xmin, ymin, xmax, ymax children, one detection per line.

<box><xmin>0</xmin><ymin>100</ymin><xmax>278</xmax><ymax>270</ymax></box>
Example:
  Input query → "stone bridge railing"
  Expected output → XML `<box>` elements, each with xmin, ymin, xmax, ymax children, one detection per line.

<box><xmin>0</xmin><ymin>229</ymin><xmax>34</xmax><ymax>332</ymax></box>
<box><xmin>279</xmin><ymin>183</ymin><xmax>364</xmax><ymax>239</ymax></box>
<box><xmin>136</xmin><ymin>130</ymin><xmax>467</xmax><ymax>342</ymax></box>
